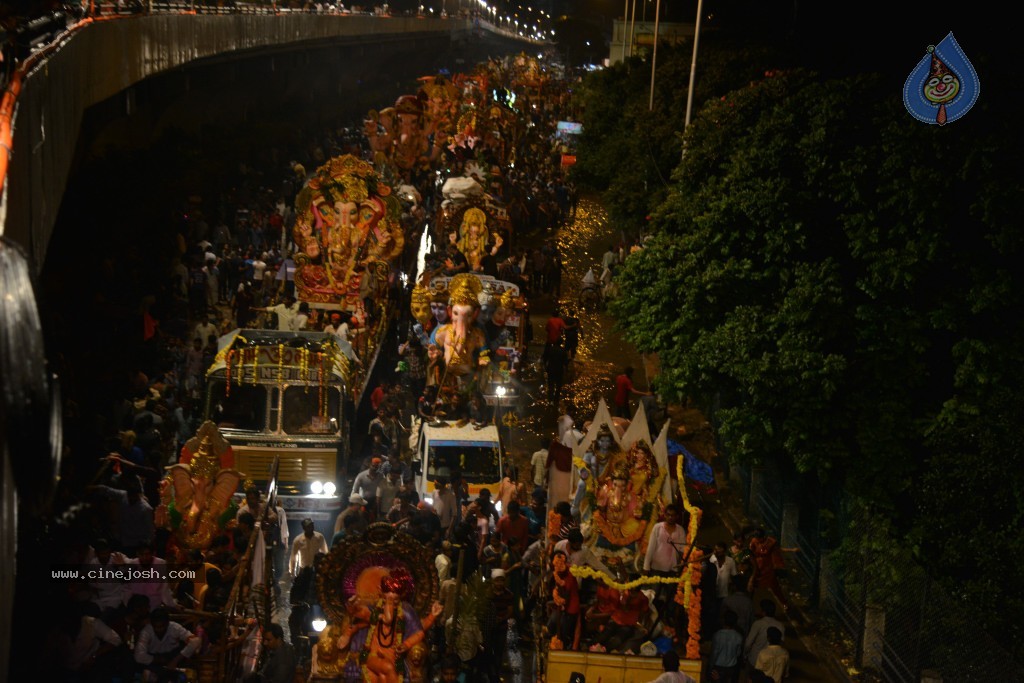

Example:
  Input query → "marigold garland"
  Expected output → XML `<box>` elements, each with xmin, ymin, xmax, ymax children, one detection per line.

<box><xmin>673</xmin><ymin>449</ymin><xmax>703</xmax><ymax>659</ymax></box>
<box><xmin>251</xmin><ymin>347</ymin><xmax>259</xmax><ymax>385</ymax></box>
<box><xmin>686</xmin><ymin>550</ymin><xmax>703</xmax><ymax>660</ymax></box>
<box><xmin>278</xmin><ymin>343</ymin><xmax>285</xmax><ymax>389</ymax></box>
<box><xmin>225</xmin><ymin>350</ymin><xmax>234</xmax><ymax>396</ymax></box>
<box><xmin>301</xmin><ymin>348</ymin><xmax>309</xmax><ymax>392</ymax></box>
<box><xmin>568</xmin><ymin>565</ymin><xmax>684</xmax><ymax>591</ymax></box>
<box><xmin>318</xmin><ymin>352</ymin><xmax>325</xmax><ymax>417</ymax></box>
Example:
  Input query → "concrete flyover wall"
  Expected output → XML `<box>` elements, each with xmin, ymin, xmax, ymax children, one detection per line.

<box><xmin>1</xmin><ymin>14</ymin><xmax>466</xmax><ymax>272</ymax></box>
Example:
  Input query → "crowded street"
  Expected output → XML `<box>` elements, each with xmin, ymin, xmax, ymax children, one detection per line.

<box><xmin>5</xmin><ymin>49</ymin><xmax>826</xmax><ymax>680</ymax></box>
<box><xmin>4</xmin><ymin>2</ymin><xmax>1021</xmax><ymax>681</ymax></box>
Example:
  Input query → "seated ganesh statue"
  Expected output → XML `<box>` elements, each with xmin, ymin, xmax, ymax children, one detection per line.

<box><xmin>311</xmin><ymin>523</ymin><xmax>442</xmax><ymax>683</ymax></box>
<box><xmin>291</xmin><ymin>155</ymin><xmax>405</xmax><ymax>308</ymax></box>
<box><xmin>574</xmin><ymin>405</ymin><xmax>668</xmax><ymax>572</ymax></box>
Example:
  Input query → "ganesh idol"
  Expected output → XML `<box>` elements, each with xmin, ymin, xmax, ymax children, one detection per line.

<box><xmin>594</xmin><ymin>461</ymin><xmax>646</xmax><ymax>550</ymax></box>
<box><xmin>457</xmin><ymin>207</ymin><xmax>489</xmax><ymax>272</ymax></box>
<box><xmin>393</xmin><ymin>94</ymin><xmax>432</xmax><ymax>171</ymax></box>
<box><xmin>433</xmin><ymin>273</ymin><xmax>488</xmax><ymax>382</ymax></box>
<box><xmin>292</xmin><ymin>155</ymin><xmax>404</xmax><ymax>306</ymax></box>
<box><xmin>348</xmin><ymin>573</ymin><xmax>440</xmax><ymax>679</ymax></box>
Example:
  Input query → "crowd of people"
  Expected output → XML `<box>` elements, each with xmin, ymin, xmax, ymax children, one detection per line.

<box><xmin>24</xmin><ymin>48</ymin><xmax>600</xmax><ymax>682</ymax></box>
<box><xmin>14</xmin><ymin>29</ymin><xmax>799</xmax><ymax>680</ymax></box>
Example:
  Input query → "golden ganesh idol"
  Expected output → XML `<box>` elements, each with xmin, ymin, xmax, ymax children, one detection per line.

<box><xmin>594</xmin><ymin>461</ymin><xmax>646</xmax><ymax>547</ymax></box>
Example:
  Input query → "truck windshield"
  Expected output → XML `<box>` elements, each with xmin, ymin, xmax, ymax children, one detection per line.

<box><xmin>208</xmin><ymin>382</ymin><xmax>267</xmax><ymax>432</ymax></box>
<box><xmin>427</xmin><ymin>445</ymin><xmax>500</xmax><ymax>483</ymax></box>
<box><xmin>282</xmin><ymin>386</ymin><xmax>342</xmax><ymax>435</ymax></box>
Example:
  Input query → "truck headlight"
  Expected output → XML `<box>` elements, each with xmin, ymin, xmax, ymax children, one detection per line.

<box><xmin>311</xmin><ymin>481</ymin><xmax>324</xmax><ymax>494</ymax></box>
<box><xmin>323</xmin><ymin>481</ymin><xmax>337</xmax><ymax>496</ymax></box>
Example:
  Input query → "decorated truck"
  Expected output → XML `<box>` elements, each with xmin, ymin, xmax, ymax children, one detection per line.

<box><xmin>204</xmin><ymin>329</ymin><xmax>352</xmax><ymax>532</ymax></box>
<box><xmin>541</xmin><ymin>400</ymin><xmax>705</xmax><ymax>682</ymax></box>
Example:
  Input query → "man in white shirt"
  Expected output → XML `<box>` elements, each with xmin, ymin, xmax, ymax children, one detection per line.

<box><xmin>352</xmin><ymin>458</ymin><xmax>384</xmax><ymax>519</ymax></box>
<box><xmin>293</xmin><ymin>302</ymin><xmax>310</xmax><ymax>331</ymax></box>
<box><xmin>745</xmin><ymin>600</ymin><xmax>785</xmax><ymax>669</ymax></box>
<box><xmin>255</xmin><ymin>294</ymin><xmax>299</xmax><ymax>331</ymax></box>
<box><xmin>754</xmin><ymin>627</ymin><xmax>789</xmax><ymax>682</ymax></box>
<box><xmin>134</xmin><ymin>607</ymin><xmax>200</xmax><ymax>673</ymax></box>
<box><xmin>377</xmin><ymin>469</ymin><xmax>403</xmax><ymax>516</ymax></box>
<box><xmin>601</xmin><ymin>245</ymin><xmax>619</xmax><ymax>272</ymax></box>
<box><xmin>192</xmin><ymin>313</ymin><xmax>218</xmax><ymax>345</ymax></box>
<box><xmin>644</xmin><ymin>651</ymin><xmax>696</xmax><ymax>683</ymax></box>
<box><xmin>560</xmin><ymin>422</ymin><xmax>583</xmax><ymax>448</ymax></box>
<box><xmin>252</xmin><ymin>255</ymin><xmax>268</xmax><ymax>283</ymax></box>
<box><xmin>643</xmin><ymin>504</ymin><xmax>688</xmax><ymax>574</ymax></box>
<box><xmin>435</xmin><ymin>542</ymin><xmax>454</xmax><ymax>582</ymax></box>
<box><xmin>530</xmin><ymin>439</ymin><xmax>549</xmax><ymax>487</ymax></box>
<box><xmin>709</xmin><ymin>542</ymin><xmax>739</xmax><ymax>600</ymax></box>
<box><xmin>83</xmin><ymin>539</ymin><xmax>128</xmax><ymax>616</ymax></box>
<box><xmin>125</xmin><ymin>543</ymin><xmax>178</xmax><ymax>610</ymax></box>
<box><xmin>63</xmin><ymin>610</ymin><xmax>123</xmax><ymax>674</ymax></box>
<box><xmin>432</xmin><ymin>477</ymin><xmax>459</xmax><ymax>535</ymax></box>
<box><xmin>553</xmin><ymin>528</ymin><xmax>613</xmax><ymax>577</ymax></box>
<box><xmin>289</xmin><ymin>518</ymin><xmax>329</xmax><ymax>577</ymax></box>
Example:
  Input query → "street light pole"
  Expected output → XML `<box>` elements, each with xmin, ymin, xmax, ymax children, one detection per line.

<box><xmin>620</xmin><ymin>0</ymin><xmax>629</xmax><ymax>62</ymax></box>
<box><xmin>648</xmin><ymin>0</ymin><xmax>661</xmax><ymax>111</ymax></box>
<box><xmin>681</xmin><ymin>0</ymin><xmax>705</xmax><ymax>159</ymax></box>
<box><xmin>627</xmin><ymin>0</ymin><xmax>637</xmax><ymax>57</ymax></box>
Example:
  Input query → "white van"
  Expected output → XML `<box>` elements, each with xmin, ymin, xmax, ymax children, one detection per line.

<box><xmin>414</xmin><ymin>420</ymin><xmax>504</xmax><ymax>506</ymax></box>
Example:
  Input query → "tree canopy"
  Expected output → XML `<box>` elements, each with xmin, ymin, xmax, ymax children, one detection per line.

<box><xmin>588</xmin><ymin>51</ymin><xmax>1024</xmax><ymax>653</ymax></box>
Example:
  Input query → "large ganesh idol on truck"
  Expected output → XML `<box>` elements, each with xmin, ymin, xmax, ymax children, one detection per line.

<box><xmin>292</xmin><ymin>155</ymin><xmax>405</xmax><ymax>309</ymax></box>
<box><xmin>432</xmin><ymin>273</ymin><xmax>488</xmax><ymax>384</ymax></box>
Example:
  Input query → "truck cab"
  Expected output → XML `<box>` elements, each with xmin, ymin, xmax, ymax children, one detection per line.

<box><xmin>414</xmin><ymin>420</ymin><xmax>504</xmax><ymax>508</ymax></box>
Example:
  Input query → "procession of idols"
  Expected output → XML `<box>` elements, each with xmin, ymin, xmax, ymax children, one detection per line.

<box><xmin>309</xmin><ymin>524</ymin><xmax>442</xmax><ymax>683</ymax></box>
<box><xmin>548</xmin><ymin>400</ymin><xmax>705</xmax><ymax>662</ymax></box>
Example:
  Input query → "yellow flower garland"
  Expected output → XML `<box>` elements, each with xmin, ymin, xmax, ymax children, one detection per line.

<box><xmin>674</xmin><ymin>451</ymin><xmax>703</xmax><ymax>659</ymax></box>
<box><xmin>278</xmin><ymin>343</ymin><xmax>285</xmax><ymax>389</ymax></box>
<box><xmin>567</xmin><ymin>565</ymin><xmax>685</xmax><ymax>591</ymax></box>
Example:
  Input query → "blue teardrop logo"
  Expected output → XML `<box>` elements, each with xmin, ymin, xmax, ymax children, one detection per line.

<box><xmin>903</xmin><ymin>32</ymin><xmax>980</xmax><ymax>125</ymax></box>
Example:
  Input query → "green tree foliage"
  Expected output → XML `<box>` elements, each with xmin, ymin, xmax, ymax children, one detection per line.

<box><xmin>609</xmin><ymin>63</ymin><xmax>1024</xmax><ymax>653</ymax></box>
<box><xmin>573</xmin><ymin>37</ymin><xmax>793</xmax><ymax>230</ymax></box>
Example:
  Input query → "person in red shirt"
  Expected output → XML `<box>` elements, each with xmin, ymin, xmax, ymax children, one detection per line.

<box><xmin>749</xmin><ymin>528</ymin><xmax>789</xmax><ymax>609</ymax></box>
<box><xmin>614</xmin><ymin>366</ymin><xmax>650</xmax><ymax>418</ymax></box>
<box><xmin>544</xmin><ymin>309</ymin><xmax>573</xmax><ymax>361</ymax></box>
<box><xmin>496</xmin><ymin>500</ymin><xmax>531</xmax><ymax>555</ymax></box>
<box><xmin>370</xmin><ymin>381</ymin><xmax>390</xmax><ymax>413</ymax></box>
<box><xmin>597</xmin><ymin>586</ymin><xmax>651</xmax><ymax>653</ymax></box>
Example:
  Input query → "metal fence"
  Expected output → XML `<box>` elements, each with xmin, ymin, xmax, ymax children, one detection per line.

<box><xmin>737</xmin><ymin>463</ymin><xmax>1023</xmax><ymax>683</ymax></box>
